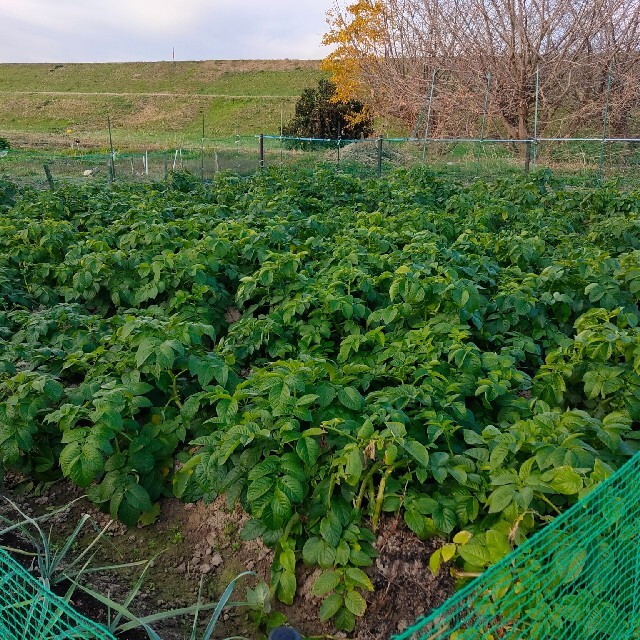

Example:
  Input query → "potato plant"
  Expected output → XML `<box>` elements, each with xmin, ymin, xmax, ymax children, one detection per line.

<box><xmin>1</xmin><ymin>168</ymin><xmax>639</xmax><ymax>630</ymax></box>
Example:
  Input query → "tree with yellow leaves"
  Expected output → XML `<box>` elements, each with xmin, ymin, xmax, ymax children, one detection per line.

<box><xmin>321</xmin><ymin>2</ymin><xmax>386</xmax><ymax>104</ymax></box>
<box><xmin>322</xmin><ymin>0</ymin><xmax>640</xmax><ymax>141</ymax></box>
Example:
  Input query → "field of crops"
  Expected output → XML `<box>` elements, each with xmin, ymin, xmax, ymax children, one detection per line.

<box><xmin>1</xmin><ymin>167</ymin><xmax>640</xmax><ymax>632</ymax></box>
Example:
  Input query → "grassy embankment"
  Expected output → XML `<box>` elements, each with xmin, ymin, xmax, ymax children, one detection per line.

<box><xmin>0</xmin><ymin>60</ymin><xmax>323</xmax><ymax>150</ymax></box>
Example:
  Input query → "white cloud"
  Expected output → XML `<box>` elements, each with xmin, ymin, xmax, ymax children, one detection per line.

<box><xmin>0</xmin><ymin>0</ymin><xmax>333</xmax><ymax>61</ymax></box>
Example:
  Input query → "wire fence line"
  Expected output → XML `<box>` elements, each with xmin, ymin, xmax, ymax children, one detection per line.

<box><xmin>1</xmin><ymin>133</ymin><xmax>639</xmax><ymax>188</ymax></box>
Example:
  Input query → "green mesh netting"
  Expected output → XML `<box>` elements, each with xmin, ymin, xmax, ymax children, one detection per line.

<box><xmin>0</xmin><ymin>548</ymin><xmax>115</xmax><ymax>639</ymax></box>
<box><xmin>394</xmin><ymin>452</ymin><xmax>640</xmax><ymax>640</ymax></box>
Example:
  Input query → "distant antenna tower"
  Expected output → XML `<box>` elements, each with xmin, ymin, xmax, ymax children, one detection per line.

<box><xmin>172</xmin><ymin>47</ymin><xmax>175</xmax><ymax>61</ymax></box>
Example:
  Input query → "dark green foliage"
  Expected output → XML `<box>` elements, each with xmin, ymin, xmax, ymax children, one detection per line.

<box><xmin>0</xmin><ymin>138</ymin><xmax>9</xmax><ymax>151</ymax></box>
<box><xmin>283</xmin><ymin>79</ymin><xmax>373</xmax><ymax>141</ymax></box>
<box><xmin>1</xmin><ymin>168</ymin><xmax>640</xmax><ymax>630</ymax></box>
<box><xmin>0</xmin><ymin>179</ymin><xmax>16</xmax><ymax>209</ymax></box>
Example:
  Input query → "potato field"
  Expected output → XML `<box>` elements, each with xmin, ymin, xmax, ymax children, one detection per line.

<box><xmin>1</xmin><ymin>167</ymin><xmax>640</xmax><ymax>633</ymax></box>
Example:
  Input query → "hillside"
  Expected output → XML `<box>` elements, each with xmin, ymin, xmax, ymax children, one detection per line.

<box><xmin>0</xmin><ymin>60</ymin><xmax>323</xmax><ymax>150</ymax></box>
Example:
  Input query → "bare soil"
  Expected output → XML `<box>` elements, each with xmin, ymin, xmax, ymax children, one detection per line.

<box><xmin>0</xmin><ymin>475</ymin><xmax>456</xmax><ymax>640</ymax></box>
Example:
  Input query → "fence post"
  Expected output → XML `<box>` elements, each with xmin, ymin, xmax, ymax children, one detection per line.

<box><xmin>475</xmin><ymin>72</ymin><xmax>491</xmax><ymax>176</ymax></box>
<box><xmin>524</xmin><ymin>141</ymin><xmax>532</xmax><ymax>175</ymax></box>
<box><xmin>259</xmin><ymin>134</ymin><xmax>265</xmax><ymax>170</ymax></box>
<box><xmin>201</xmin><ymin>113</ymin><xmax>205</xmax><ymax>180</ymax></box>
<box><xmin>421</xmin><ymin>69</ymin><xmax>437</xmax><ymax>164</ymax></box>
<box><xmin>107</xmin><ymin>116</ymin><xmax>116</xmax><ymax>181</ymax></box>
<box><xmin>280</xmin><ymin>108</ymin><xmax>284</xmax><ymax>165</ymax></box>
<box><xmin>598</xmin><ymin>63</ymin><xmax>613</xmax><ymax>185</ymax></box>
<box><xmin>532</xmin><ymin>64</ymin><xmax>540</xmax><ymax>172</ymax></box>
<box><xmin>43</xmin><ymin>164</ymin><xmax>55</xmax><ymax>190</ymax></box>
<box><xmin>377</xmin><ymin>137</ymin><xmax>383</xmax><ymax>177</ymax></box>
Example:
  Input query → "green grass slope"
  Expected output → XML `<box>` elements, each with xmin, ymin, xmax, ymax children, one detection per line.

<box><xmin>0</xmin><ymin>60</ymin><xmax>323</xmax><ymax>150</ymax></box>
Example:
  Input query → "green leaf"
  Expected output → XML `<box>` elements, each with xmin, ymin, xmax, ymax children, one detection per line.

<box><xmin>279</xmin><ymin>548</ymin><xmax>296</xmax><ymax>573</ymax></box>
<box><xmin>181</xmin><ymin>395</ymin><xmax>201</xmax><ymax>421</ymax></box>
<box><xmin>402</xmin><ymin>440</ymin><xmax>429</xmax><ymax>467</ymax></box>
<box><xmin>157</xmin><ymin>341</ymin><xmax>176</xmax><ymax>370</ymax></box>
<box><xmin>319</xmin><ymin>593</ymin><xmax>343</xmax><ymax>621</ymax></box>
<box><xmin>135</xmin><ymin>338</ymin><xmax>158</xmax><ymax>368</ymax></box>
<box><xmin>487</xmin><ymin>485</ymin><xmax>515</xmax><ymax>513</ymax></box>
<box><xmin>240</xmin><ymin>519</ymin><xmax>267</xmax><ymax>541</ymax></box>
<box><xmin>190</xmin><ymin>355</ymin><xmax>228</xmax><ymax>388</ymax></box>
<box><xmin>429</xmin><ymin>549</ymin><xmax>443</xmax><ymax>576</ymax></box>
<box><xmin>404</xmin><ymin>509</ymin><xmax>429</xmax><ymax>538</ymax></box>
<box><xmin>344</xmin><ymin>448</ymin><xmax>363</xmax><ymax>482</ymax></box>
<box><xmin>490</xmin><ymin>441</ymin><xmax>510</xmax><ymax>469</ymax></box>
<box><xmin>296</xmin><ymin>437</ymin><xmax>320</xmax><ymax>467</ymax></box>
<box><xmin>335</xmin><ymin>540</ymin><xmax>351</xmax><ymax>566</ymax></box>
<box><xmin>441</xmin><ymin>543</ymin><xmax>457</xmax><ymax>562</ymax></box>
<box><xmin>320</xmin><ymin>512</ymin><xmax>343</xmax><ymax>547</ymax></box>
<box><xmin>453</xmin><ymin>530</ymin><xmax>473</xmax><ymax>545</ymax></box>
<box><xmin>277</xmin><ymin>570</ymin><xmax>296</xmax><ymax>606</ymax></box>
<box><xmin>317</xmin><ymin>539</ymin><xmax>337</xmax><ymax>568</ymax></box>
<box><xmin>334</xmin><ymin>606</ymin><xmax>356</xmax><ymax>632</ymax></box>
<box><xmin>269</xmin><ymin>487</ymin><xmax>292</xmax><ymax>528</ymax></box>
<box><xmin>117</xmin><ymin>499</ymin><xmax>142</xmax><ymax>527</ymax></box>
<box><xmin>104</xmin><ymin>452</ymin><xmax>126</xmax><ymax>472</ymax></box>
<box><xmin>337</xmin><ymin>387</ymin><xmax>364</xmax><ymax>411</ymax></box>
<box><xmin>344</xmin><ymin>589</ymin><xmax>367</xmax><ymax>617</ymax></box>
<box><xmin>463</xmin><ymin>429</ymin><xmax>485</xmax><ymax>445</ymax></box>
<box><xmin>247</xmin><ymin>476</ymin><xmax>275</xmax><ymax>503</ymax></box>
<box><xmin>43</xmin><ymin>379</ymin><xmax>64</xmax><ymax>401</ymax></box>
<box><xmin>277</xmin><ymin>475</ymin><xmax>305</xmax><ymax>504</ymax></box>
<box><xmin>544</xmin><ymin>466</ymin><xmax>583</xmax><ymax>495</ymax></box>
<box><xmin>315</xmin><ymin>383</ymin><xmax>336</xmax><ymax>407</ymax></box>
<box><xmin>485</xmin><ymin>529</ymin><xmax>511</xmax><ymax>563</ymax></box>
<box><xmin>312</xmin><ymin>571</ymin><xmax>341</xmax><ymax>596</ymax></box>
<box><xmin>345</xmin><ymin>568</ymin><xmax>373</xmax><ymax>591</ymax></box>
<box><xmin>458</xmin><ymin>541</ymin><xmax>491</xmax><ymax>568</ymax></box>
<box><xmin>349</xmin><ymin>548</ymin><xmax>374</xmax><ymax>567</ymax></box>
<box><xmin>302</xmin><ymin>537</ymin><xmax>323</xmax><ymax>565</ymax></box>
<box><xmin>125</xmin><ymin>483</ymin><xmax>152</xmax><ymax>512</ymax></box>
<box><xmin>139</xmin><ymin>503</ymin><xmax>161</xmax><ymax>527</ymax></box>
<box><xmin>432</xmin><ymin>504</ymin><xmax>457</xmax><ymax>534</ymax></box>
<box><xmin>563</xmin><ymin>547</ymin><xmax>588</xmax><ymax>584</ymax></box>
<box><xmin>59</xmin><ymin>442</ymin><xmax>103</xmax><ymax>487</ymax></box>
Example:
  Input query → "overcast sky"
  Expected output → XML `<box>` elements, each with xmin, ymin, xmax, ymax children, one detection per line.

<box><xmin>0</xmin><ymin>1</ymin><xmax>334</xmax><ymax>62</ymax></box>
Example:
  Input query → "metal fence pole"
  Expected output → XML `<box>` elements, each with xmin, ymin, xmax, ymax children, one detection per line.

<box><xmin>107</xmin><ymin>116</ymin><xmax>116</xmax><ymax>181</ymax></box>
<box><xmin>533</xmin><ymin>64</ymin><xmax>540</xmax><ymax>171</ymax></box>
<box><xmin>377</xmin><ymin>137</ymin><xmax>383</xmax><ymax>177</ymax></box>
<box><xmin>598</xmin><ymin>63</ymin><xmax>613</xmax><ymax>185</ymax></box>
<box><xmin>280</xmin><ymin>108</ymin><xmax>284</xmax><ymax>165</ymax></box>
<box><xmin>525</xmin><ymin>141</ymin><xmax>532</xmax><ymax>175</ymax></box>
<box><xmin>201</xmin><ymin>113</ymin><xmax>205</xmax><ymax>180</ymax></box>
<box><xmin>421</xmin><ymin>69</ymin><xmax>437</xmax><ymax>164</ymax></box>
<box><xmin>475</xmin><ymin>72</ymin><xmax>491</xmax><ymax>176</ymax></box>
<box><xmin>259</xmin><ymin>134</ymin><xmax>265</xmax><ymax>170</ymax></box>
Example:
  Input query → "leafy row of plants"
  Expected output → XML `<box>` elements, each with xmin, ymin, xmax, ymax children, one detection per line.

<box><xmin>1</xmin><ymin>167</ymin><xmax>640</xmax><ymax>632</ymax></box>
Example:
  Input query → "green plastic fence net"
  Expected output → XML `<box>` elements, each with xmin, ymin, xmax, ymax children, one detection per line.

<box><xmin>394</xmin><ymin>451</ymin><xmax>640</xmax><ymax>640</ymax></box>
<box><xmin>0</xmin><ymin>548</ymin><xmax>115</xmax><ymax>640</ymax></box>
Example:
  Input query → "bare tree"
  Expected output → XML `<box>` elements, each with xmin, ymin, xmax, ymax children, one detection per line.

<box><xmin>324</xmin><ymin>0</ymin><xmax>640</xmax><ymax>140</ymax></box>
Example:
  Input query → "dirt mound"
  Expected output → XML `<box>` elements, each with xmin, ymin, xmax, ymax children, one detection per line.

<box><xmin>359</xmin><ymin>519</ymin><xmax>456</xmax><ymax>639</ymax></box>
